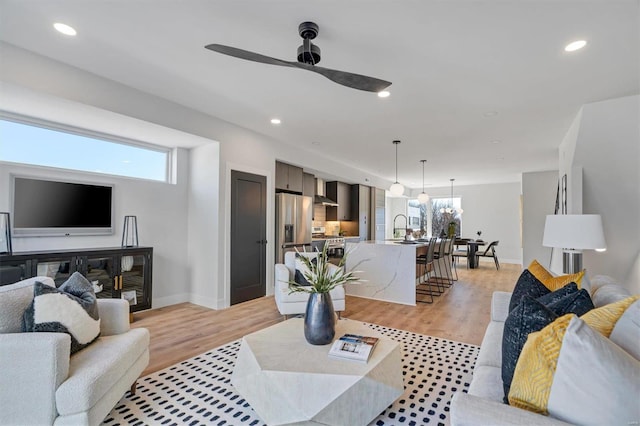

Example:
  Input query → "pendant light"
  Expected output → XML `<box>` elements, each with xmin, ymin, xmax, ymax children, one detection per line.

<box><xmin>389</xmin><ymin>140</ymin><xmax>404</xmax><ymax>196</ymax></box>
<box><xmin>417</xmin><ymin>160</ymin><xmax>430</xmax><ymax>204</ymax></box>
<box><xmin>440</xmin><ymin>178</ymin><xmax>463</xmax><ymax>214</ymax></box>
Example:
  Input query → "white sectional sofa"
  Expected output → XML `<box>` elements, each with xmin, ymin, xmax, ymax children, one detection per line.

<box><xmin>451</xmin><ymin>275</ymin><xmax>636</xmax><ymax>425</ymax></box>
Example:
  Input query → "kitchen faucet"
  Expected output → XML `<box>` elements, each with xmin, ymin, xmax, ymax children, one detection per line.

<box><xmin>393</xmin><ymin>214</ymin><xmax>408</xmax><ymax>239</ymax></box>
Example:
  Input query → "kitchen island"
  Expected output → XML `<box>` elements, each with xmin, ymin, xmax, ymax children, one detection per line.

<box><xmin>344</xmin><ymin>240</ymin><xmax>450</xmax><ymax>306</ymax></box>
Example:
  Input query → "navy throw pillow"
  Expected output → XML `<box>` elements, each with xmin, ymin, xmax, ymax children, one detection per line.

<box><xmin>294</xmin><ymin>256</ymin><xmax>317</xmax><ymax>286</ymax></box>
<box><xmin>508</xmin><ymin>269</ymin><xmax>550</xmax><ymax>313</ymax></box>
<box><xmin>502</xmin><ymin>296</ymin><xmax>558</xmax><ymax>402</ymax></box>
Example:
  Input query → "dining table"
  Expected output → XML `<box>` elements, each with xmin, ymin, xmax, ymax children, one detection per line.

<box><xmin>465</xmin><ymin>240</ymin><xmax>486</xmax><ymax>269</ymax></box>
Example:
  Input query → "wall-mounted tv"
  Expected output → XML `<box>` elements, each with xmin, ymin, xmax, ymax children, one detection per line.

<box><xmin>11</xmin><ymin>175</ymin><xmax>114</xmax><ymax>237</ymax></box>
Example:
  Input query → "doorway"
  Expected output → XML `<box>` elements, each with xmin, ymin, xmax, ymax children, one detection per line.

<box><xmin>230</xmin><ymin>170</ymin><xmax>267</xmax><ymax>305</ymax></box>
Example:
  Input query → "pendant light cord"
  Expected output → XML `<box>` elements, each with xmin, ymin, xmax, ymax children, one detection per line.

<box><xmin>393</xmin><ymin>140</ymin><xmax>400</xmax><ymax>183</ymax></box>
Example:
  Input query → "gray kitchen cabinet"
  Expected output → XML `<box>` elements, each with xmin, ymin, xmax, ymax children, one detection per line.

<box><xmin>351</xmin><ymin>184</ymin><xmax>371</xmax><ymax>241</ymax></box>
<box><xmin>275</xmin><ymin>161</ymin><xmax>304</xmax><ymax>193</ymax></box>
<box><xmin>325</xmin><ymin>181</ymin><xmax>352</xmax><ymax>221</ymax></box>
<box><xmin>303</xmin><ymin>172</ymin><xmax>315</xmax><ymax>198</ymax></box>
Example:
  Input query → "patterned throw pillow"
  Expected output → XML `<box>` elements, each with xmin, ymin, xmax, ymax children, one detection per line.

<box><xmin>508</xmin><ymin>269</ymin><xmax>550</xmax><ymax>313</ymax></box>
<box><xmin>294</xmin><ymin>255</ymin><xmax>317</xmax><ymax>286</ymax></box>
<box><xmin>508</xmin><ymin>315</ymin><xmax>640</xmax><ymax>425</ymax></box>
<box><xmin>502</xmin><ymin>296</ymin><xmax>558</xmax><ymax>401</ymax></box>
<box><xmin>502</xmin><ymin>283</ymin><xmax>595</xmax><ymax>401</ymax></box>
<box><xmin>527</xmin><ymin>259</ymin><xmax>584</xmax><ymax>291</ymax></box>
<box><xmin>581</xmin><ymin>295</ymin><xmax>639</xmax><ymax>338</ymax></box>
<box><xmin>22</xmin><ymin>272</ymin><xmax>101</xmax><ymax>354</ymax></box>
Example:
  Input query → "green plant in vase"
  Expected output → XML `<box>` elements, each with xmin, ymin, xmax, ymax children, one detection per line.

<box><xmin>289</xmin><ymin>243</ymin><xmax>359</xmax><ymax>345</ymax></box>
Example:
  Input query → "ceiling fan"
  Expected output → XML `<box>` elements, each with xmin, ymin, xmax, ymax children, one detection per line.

<box><xmin>205</xmin><ymin>21</ymin><xmax>392</xmax><ymax>93</ymax></box>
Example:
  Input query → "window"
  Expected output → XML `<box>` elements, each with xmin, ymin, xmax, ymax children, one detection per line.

<box><xmin>407</xmin><ymin>199</ymin><xmax>428</xmax><ymax>235</ymax></box>
<box><xmin>0</xmin><ymin>118</ymin><xmax>170</xmax><ymax>182</ymax></box>
<box><xmin>431</xmin><ymin>197</ymin><xmax>462</xmax><ymax>238</ymax></box>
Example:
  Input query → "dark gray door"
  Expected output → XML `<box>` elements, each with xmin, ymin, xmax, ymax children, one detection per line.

<box><xmin>230</xmin><ymin>170</ymin><xmax>267</xmax><ymax>305</ymax></box>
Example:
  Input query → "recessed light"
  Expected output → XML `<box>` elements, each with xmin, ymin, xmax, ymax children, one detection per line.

<box><xmin>564</xmin><ymin>40</ymin><xmax>587</xmax><ymax>52</ymax></box>
<box><xmin>483</xmin><ymin>111</ymin><xmax>498</xmax><ymax>117</ymax></box>
<box><xmin>491</xmin><ymin>140</ymin><xmax>501</xmax><ymax>144</ymax></box>
<box><xmin>377</xmin><ymin>91</ymin><xmax>390</xmax><ymax>98</ymax></box>
<box><xmin>54</xmin><ymin>22</ymin><xmax>77</xmax><ymax>36</ymax></box>
<box><xmin>270</xmin><ymin>118</ymin><xmax>281</xmax><ymax>125</ymax></box>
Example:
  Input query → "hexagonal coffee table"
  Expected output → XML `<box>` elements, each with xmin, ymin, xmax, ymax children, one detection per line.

<box><xmin>232</xmin><ymin>318</ymin><xmax>403</xmax><ymax>426</ymax></box>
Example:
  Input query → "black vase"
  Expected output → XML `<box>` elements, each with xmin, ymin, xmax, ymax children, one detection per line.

<box><xmin>304</xmin><ymin>292</ymin><xmax>336</xmax><ymax>345</ymax></box>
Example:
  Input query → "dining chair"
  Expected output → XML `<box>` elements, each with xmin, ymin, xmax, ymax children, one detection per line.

<box><xmin>452</xmin><ymin>238</ymin><xmax>471</xmax><ymax>272</ymax></box>
<box><xmin>432</xmin><ymin>238</ymin><xmax>453</xmax><ymax>289</ymax></box>
<box><xmin>416</xmin><ymin>237</ymin><xmax>440</xmax><ymax>303</ymax></box>
<box><xmin>475</xmin><ymin>240</ymin><xmax>500</xmax><ymax>270</ymax></box>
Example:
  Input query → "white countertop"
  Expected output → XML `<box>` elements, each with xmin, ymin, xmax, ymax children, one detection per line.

<box><xmin>347</xmin><ymin>240</ymin><xmax>429</xmax><ymax>247</ymax></box>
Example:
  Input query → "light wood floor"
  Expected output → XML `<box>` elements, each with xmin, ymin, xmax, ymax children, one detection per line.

<box><xmin>132</xmin><ymin>260</ymin><xmax>520</xmax><ymax>376</ymax></box>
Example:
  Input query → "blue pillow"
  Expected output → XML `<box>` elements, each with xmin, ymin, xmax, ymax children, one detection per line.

<box><xmin>294</xmin><ymin>256</ymin><xmax>317</xmax><ymax>286</ymax></box>
<box><xmin>509</xmin><ymin>269</ymin><xmax>550</xmax><ymax>313</ymax></box>
<box><xmin>502</xmin><ymin>296</ymin><xmax>558</xmax><ymax>402</ymax></box>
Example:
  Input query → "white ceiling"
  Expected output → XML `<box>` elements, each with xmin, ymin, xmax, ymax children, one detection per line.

<box><xmin>0</xmin><ymin>0</ymin><xmax>638</xmax><ymax>188</ymax></box>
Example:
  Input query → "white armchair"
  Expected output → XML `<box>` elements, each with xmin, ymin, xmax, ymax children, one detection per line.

<box><xmin>274</xmin><ymin>252</ymin><xmax>346</xmax><ymax>318</ymax></box>
<box><xmin>0</xmin><ymin>276</ymin><xmax>150</xmax><ymax>425</ymax></box>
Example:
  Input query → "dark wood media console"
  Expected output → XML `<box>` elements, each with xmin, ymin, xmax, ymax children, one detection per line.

<box><xmin>0</xmin><ymin>246</ymin><xmax>153</xmax><ymax>313</ymax></box>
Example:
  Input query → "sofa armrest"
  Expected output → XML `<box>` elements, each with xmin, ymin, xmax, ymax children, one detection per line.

<box><xmin>451</xmin><ymin>393</ymin><xmax>573</xmax><ymax>426</ymax></box>
<box><xmin>97</xmin><ymin>298</ymin><xmax>130</xmax><ymax>336</ymax></box>
<box><xmin>275</xmin><ymin>263</ymin><xmax>290</xmax><ymax>286</ymax></box>
<box><xmin>0</xmin><ymin>332</ymin><xmax>71</xmax><ymax>425</ymax></box>
<box><xmin>491</xmin><ymin>291</ymin><xmax>513</xmax><ymax>322</ymax></box>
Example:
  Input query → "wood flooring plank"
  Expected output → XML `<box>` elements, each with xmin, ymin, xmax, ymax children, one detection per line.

<box><xmin>131</xmin><ymin>260</ymin><xmax>520</xmax><ymax>376</ymax></box>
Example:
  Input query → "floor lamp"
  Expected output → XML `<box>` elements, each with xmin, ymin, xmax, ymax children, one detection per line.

<box><xmin>542</xmin><ymin>214</ymin><xmax>606</xmax><ymax>274</ymax></box>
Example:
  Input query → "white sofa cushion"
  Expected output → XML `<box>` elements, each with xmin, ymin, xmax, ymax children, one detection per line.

<box><xmin>591</xmin><ymin>281</ymin><xmax>632</xmax><ymax>307</ymax></box>
<box><xmin>0</xmin><ymin>276</ymin><xmax>55</xmax><ymax>333</ymax></box>
<box><xmin>475</xmin><ymin>321</ymin><xmax>504</xmax><ymax>368</ymax></box>
<box><xmin>547</xmin><ymin>316</ymin><xmax>640</xmax><ymax>425</ymax></box>
<box><xmin>610</xmin><ymin>298</ymin><xmax>640</xmax><ymax>359</ymax></box>
<box><xmin>491</xmin><ymin>291</ymin><xmax>512</xmax><ymax>322</ymax></box>
<box><xmin>467</xmin><ymin>365</ymin><xmax>504</xmax><ymax>402</ymax></box>
<box><xmin>56</xmin><ymin>327</ymin><xmax>150</xmax><ymax>415</ymax></box>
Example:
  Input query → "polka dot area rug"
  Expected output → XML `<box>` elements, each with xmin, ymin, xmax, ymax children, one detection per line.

<box><xmin>103</xmin><ymin>322</ymin><xmax>479</xmax><ymax>426</ymax></box>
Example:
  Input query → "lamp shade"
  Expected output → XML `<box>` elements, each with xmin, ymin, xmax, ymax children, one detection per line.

<box><xmin>542</xmin><ymin>214</ymin><xmax>606</xmax><ymax>250</ymax></box>
<box><xmin>417</xmin><ymin>192</ymin><xmax>430</xmax><ymax>204</ymax></box>
<box><xmin>389</xmin><ymin>182</ymin><xmax>404</xmax><ymax>197</ymax></box>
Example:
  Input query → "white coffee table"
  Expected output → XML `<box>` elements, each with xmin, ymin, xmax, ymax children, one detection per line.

<box><xmin>232</xmin><ymin>318</ymin><xmax>404</xmax><ymax>426</ymax></box>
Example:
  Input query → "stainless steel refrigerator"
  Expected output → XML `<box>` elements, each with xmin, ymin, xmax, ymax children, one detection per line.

<box><xmin>275</xmin><ymin>193</ymin><xmax>313</xmax><ymax>264</ymax></box>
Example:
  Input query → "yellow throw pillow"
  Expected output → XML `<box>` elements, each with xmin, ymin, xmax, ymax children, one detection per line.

<box><xmin>580</xmin><ymin>295</ymin><xmax>640</xmax><ymax>337</ymax></box>
<box><xmin>508</xmin><ymin>314</ymin><xmax>573</xmax><ymax>414</ymax></box>
<box><xmin>527</xmin><ymin>260</ymin><xmax>584</xmax><ymax>291</ymax></box>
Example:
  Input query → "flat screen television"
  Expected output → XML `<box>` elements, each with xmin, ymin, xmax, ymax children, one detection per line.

<box><xmin>11</xmin><ymin>175</ymin><xmax>114</xmax><ymax>237</ymax></box>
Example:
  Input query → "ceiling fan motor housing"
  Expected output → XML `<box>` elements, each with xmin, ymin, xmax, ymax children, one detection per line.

<box><xmin>297</xmin><ymin>39</ymin><xmax>321</xmax><ymax>64</ymax></box>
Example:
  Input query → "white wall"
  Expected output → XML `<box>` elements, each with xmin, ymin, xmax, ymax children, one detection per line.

<box><xmin>408</xmin><ymin>182</ymin><xmax>523</xmax><ymax>264</ymax></box>
<box><xmin>572</xmin><ymin>95</ymin><xmax>640</xmax><ymax>292</ymax></box>
<box><xmin>0</xmin><ymin>157</ymin><xmax>191</xmax><ymax>307</ymax></box>
<box><xmin>522</xmin><ymin>170</ymin><xmax>558</xmax><ymax>270</ymax></box>
<box><xmin>0</xmin><ymin>43</ymin><xmax>399</xmax><ymax>310</ymax></box>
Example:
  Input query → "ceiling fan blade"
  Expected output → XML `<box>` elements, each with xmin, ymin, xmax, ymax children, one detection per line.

<box><xmin>205</xmin><ymin>43</ymin><xmax>392</xmax><ymax>93</ymax></box>
<box><xmin>205</xmin><ymin>44</ymin><xmax>296</xmax><ymax>68</ymax></box>
<box><xmin>294</xmin><ymin>62</ymin><xmax>392</xmax><ymax>92</ymax></box>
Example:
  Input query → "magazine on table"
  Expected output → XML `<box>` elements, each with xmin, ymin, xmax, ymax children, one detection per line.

<box><xmin>328</xmin><ymin>334</ymin><xmax>380</xmax><ymax>363</ymax></box>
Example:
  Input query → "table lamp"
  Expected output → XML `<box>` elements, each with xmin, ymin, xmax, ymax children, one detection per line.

<box><xmin>542</xmin><ymin>214</ymin><xmax>606</xmax><ymax>274</ymax></box>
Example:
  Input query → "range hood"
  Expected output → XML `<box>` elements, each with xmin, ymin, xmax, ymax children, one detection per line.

<box><xmin>314</xmin><ymin>178</ymin><xmax>339</xmax><ymax>206</ymax></box>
